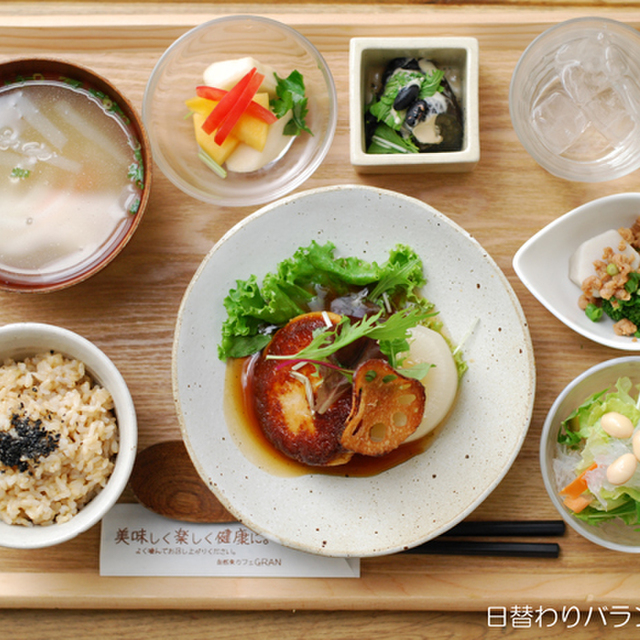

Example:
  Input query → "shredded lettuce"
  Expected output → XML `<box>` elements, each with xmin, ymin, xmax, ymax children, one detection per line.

<box><xmin>218</xmin><ymin>241</ymin><xmax>442</xmax><ymax>362</ymax></box>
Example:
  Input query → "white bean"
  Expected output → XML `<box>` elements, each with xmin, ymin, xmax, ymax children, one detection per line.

<box><xmin>606</xmin><ymin>453</ymin><xmax>638</xmax><ymax>486</ymax></box>
<box><xmin>601</xmin><ymin>412</ymin><xmax>635</xmax><ymax>439</ymax></box>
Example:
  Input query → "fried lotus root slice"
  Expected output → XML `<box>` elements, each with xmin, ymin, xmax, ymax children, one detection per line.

<box><xmin>341</xmin><ymin>359</ymin><xmax>426</xmax><ymax>456</ymax></box>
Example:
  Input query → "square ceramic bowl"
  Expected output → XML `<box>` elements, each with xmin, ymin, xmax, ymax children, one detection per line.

<box><xmin>349</xmin><ymin>37</ymin><xmax>479</xmax><ymax>174</ymax></box>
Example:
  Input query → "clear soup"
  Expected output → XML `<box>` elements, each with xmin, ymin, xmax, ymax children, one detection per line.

<box><xmin>0</xmin><ymin>78</ymin><xmax>144</xmax><ymax>286</ymax></box>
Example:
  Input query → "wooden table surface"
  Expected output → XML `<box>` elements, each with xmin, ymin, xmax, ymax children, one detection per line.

<box><xmin>3</xmin><ymin>1</ymin><xmax>640</xmax><ymax>637</ymax></box>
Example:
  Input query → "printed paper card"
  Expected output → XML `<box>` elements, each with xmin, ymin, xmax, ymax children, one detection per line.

<box><xmin>100</xmin><ymin>503</ymin><xmax>360</xmax><ymax>578</ymax></box>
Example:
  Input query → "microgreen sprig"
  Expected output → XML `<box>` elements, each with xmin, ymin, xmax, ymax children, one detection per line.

<box><xmin>266</xmin><ymin>306</ymin><xmax>436</xmax><ymax>380</ymax></box>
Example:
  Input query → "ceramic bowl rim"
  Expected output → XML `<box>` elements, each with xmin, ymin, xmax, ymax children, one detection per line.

<box><xmin>0</xmin><ymin>322</ymin><xmax>137</xmax><ymax>549</ymax></box>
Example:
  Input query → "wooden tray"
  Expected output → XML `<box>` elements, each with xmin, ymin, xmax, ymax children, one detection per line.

<box><xmin>2</xmin><ymin>3</ymin><xmax>640</xmax><ymax>611</ymax></box>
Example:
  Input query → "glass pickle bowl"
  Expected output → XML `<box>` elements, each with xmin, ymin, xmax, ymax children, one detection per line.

<box><xmin>143</xmin><ymin>15</ymin><xmax>337</xmax><ymax>207</ymax></box>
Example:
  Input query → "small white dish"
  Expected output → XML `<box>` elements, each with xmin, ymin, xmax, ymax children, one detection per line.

<box><xmin>0</xmin><ymin>323</ymin><xmax>137</xmax><ymax>548</ymax></box>
<box><xmin>349</xmin><ymin>37</ymin><xmax>479</xmax><ymax>174</ymax></box>
<box><xmin>173</xmin><ymin>184</ymin><xmax>534</xmax><ymax>557</ymax></box>
<box><xmin>513</xmin><ymin>192</ymin><xmax>640</xmax><ymax>350</ymax></box>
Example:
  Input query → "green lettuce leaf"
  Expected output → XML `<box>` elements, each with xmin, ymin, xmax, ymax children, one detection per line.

<box><xmin>218</xmin><ymin>242</ymin><xmax>432</xmax><ymax>360</ymax></box>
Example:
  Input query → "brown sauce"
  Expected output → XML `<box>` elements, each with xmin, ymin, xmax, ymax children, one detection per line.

<box><xmin>223</xmin><ymin>354</ymin><xmax>441</xmax><ymax>478</ymax></box>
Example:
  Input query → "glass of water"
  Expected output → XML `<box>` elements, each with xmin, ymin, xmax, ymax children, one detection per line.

<box><xmin>510</xmin><ymin>17</ymin><xmax>640</xmax><ymax>182</ymax></box>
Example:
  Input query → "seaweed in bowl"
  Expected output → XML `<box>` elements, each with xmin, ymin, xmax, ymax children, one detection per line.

<box><xmin>364</xmin><ymin>56</ymin><xmax>464</xmax><ymax>155</ymax></box>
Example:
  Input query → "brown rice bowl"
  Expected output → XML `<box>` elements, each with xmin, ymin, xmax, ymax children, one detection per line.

<box><xmin>0</xmin><ymin>323</ymin><xmax>136</xmax><ymax>548</ymax></box>
<box><xmin>0</xmin><ymin>351</ymin><xmax>118</xmax><ymax>526</ymax></box>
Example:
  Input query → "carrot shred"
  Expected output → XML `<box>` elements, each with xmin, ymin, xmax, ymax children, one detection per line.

<box><xmin>559</xmin><ymin>462</ymin><xmax>597</xmax><ymax>500</ymax></box>
<box><xmin>562</xmin><ymin>493</ymin><xmax>594</xmax><ymax>514</ymax></box>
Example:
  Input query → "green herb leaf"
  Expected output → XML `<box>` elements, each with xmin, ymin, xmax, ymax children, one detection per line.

<box><xmin>266</xmin><ymin>306</ymin><xmax>435</xmax><ymax>365</ymax></box>
<box><xmin>367</xmin><ymin>123</ymin><xmax>419</xmax><ymax>155</ymax></box>
<box><xmin>270</xmin><ymin>70</ymin><xmax>312</xmax><ymax>136</ymax></box>
<box><xmin>368</xmin><ymin>68</ymin><xmax>444</xmax><ymax>132</ymax></box>
<box><xmin>10</xmin><ymin>167</ymin><xmax>30</xmax><ymax>179</ymax></box>
<box><xmin>396</xmin><ymin>362</ymin><xmax>433</xmax><ymax>380</ymax></box>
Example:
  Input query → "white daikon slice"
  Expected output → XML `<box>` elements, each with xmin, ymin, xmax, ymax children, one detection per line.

<box><xmin>203</xmin><ymin>57</ymin><xmax>278</xmax><ymax>97</ymax></box>
<box><xmin>402</xmin><ymin>325</ymin><xmax>459</xmax><ymax>442</ymax></box>
<box><xmin>225</xmin><ymin>113</ymin><xmax>293</xmax><ymax>173</ymax></box>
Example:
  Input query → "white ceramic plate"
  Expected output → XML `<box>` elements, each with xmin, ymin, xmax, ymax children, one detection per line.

<box><xmin>173</xmin><ymin>184</ymin><xmax>535</xmax><ymax>557</ymax></box>
<box><xmin>513</xmin><ymin>193</ymin><xmax>640</xmax><ymax>351</ymax></box>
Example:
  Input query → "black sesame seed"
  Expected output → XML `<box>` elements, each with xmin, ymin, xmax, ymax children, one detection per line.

<box><xmin>0</xmin><ymin>413</ymin><xmax>60</xmax><ymax>472</ymax></box>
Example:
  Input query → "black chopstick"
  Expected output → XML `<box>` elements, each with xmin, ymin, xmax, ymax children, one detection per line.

<box><xmin>404</xmin><ymin>540</ymin><xmax>560</xmax><ymax>558</ymax></box>
<box><xmin>399</xmin><ymin>520</ymin><xmax>565</xmax><ymax>558</ymax></box>
<box><xmin>445</xmin><ymin>519</ymin><xmax>566</xmax><ymax>538</ymax></box>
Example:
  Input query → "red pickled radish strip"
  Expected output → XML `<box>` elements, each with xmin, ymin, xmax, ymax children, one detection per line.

<box><xmin>196</xmin><ymin>85</ymin><xmax>277</xmax><ymax>124</ymax></box>
<box><xmin>201</xmin><ymin>68</ymin><xmax>256</xmax><ymax>136</ymax></box>
<box><xmin>214</xmin><ymin>71</ymin><xmax>265</xmax><ymax>146</ymax></box>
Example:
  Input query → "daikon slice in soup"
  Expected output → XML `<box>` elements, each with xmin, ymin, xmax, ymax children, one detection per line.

<box><xmin>0</xmin><ymin>79</ymin><xmax>144</xmax><ymax>285</ymax></box>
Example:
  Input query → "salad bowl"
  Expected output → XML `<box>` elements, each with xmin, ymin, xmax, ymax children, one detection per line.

<box><xmin>172</xmin><ymin>184</ymin><xmax>535</xmax><ymax>557</ymax></box>
<box><xmin>513</xmin><ymin>192</ymin><xmax>640</xmax><ymax>350</ymax></box>
<box><xmin>541</xmin><ymin>357</ymin><xmax>640</xmax><ymax>553</ymax></box>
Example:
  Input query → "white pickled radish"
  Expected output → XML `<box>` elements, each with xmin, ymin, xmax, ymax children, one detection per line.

<box><xmin>203</xmin><ymin>57</ymin><xmax>278</xmax><ymax>96</ymax></box>
<box><xmin>402</xmin><ymin>326</ymin><xmax>458</xmax><ymax>443</ymax></box>
<box><xmin>224</xmin><ymin>114</ymin><xmax>293</xmax><ymax>174</ymax></box>
<box><xmin>601</xmin><ymin>411</ymin><xmax>635</xmax><ymax>439</ymax></box>
<box><xmin>606</xmin><ymin>453</ymin><xmax>638</xmax><ymax>485</ymax></box>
